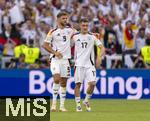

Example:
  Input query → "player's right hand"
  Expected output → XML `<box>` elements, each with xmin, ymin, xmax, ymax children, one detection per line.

<box><xmin>54</xmin><ymin>51</ymin><xmax>63</xmax><ymax>59</ymax></box>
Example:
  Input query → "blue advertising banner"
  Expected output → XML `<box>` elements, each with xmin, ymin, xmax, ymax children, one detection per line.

<box><xmin>0</xmin><ymin>69</ymin><xmax>150</xmax><ymax>99</ymax></box>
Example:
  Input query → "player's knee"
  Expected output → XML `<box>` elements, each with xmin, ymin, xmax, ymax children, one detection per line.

<box><xmin>54</xmin><ymin>78</ymin><xmax>60</xmax><ymax>84</ymax></box>
<box><xmin>60</xmin><ymin>78</ymin><xmax>67</xmax><ymax>87</ymax></box>
<box><xmin>53</xmin><ymin>74</ymin><xmax>61</xmax><ymax>84</ymax></box>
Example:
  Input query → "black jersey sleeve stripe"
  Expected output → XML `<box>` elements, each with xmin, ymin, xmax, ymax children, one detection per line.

<box><xmin>71</xmin><ymin>32</ymin><xmax>80</xmax><ymax>39</ymax></box>
<box><xmin>51</xmin><ymin>28</ymin><xmax>58</xmax><ymax>33</ymax></box>
<box><xmin>88</xmin><ymin>32</ymin><xmax>93</xmax><ymax>35</ymax></box>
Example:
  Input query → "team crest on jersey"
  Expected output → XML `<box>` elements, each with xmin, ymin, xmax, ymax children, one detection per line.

<box><xmin>77</xmin><ymin>39</ymin><xmax>80</xmax><ymax>42</ymax></box>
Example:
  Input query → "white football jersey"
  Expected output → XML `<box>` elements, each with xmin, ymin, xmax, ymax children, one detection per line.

<box><xmin>44</xmin><ymin>27</ymin><xmax>75</xmax><ymax>59</ymax></box>
<box><xmin>72</xmin><ymin>32</ymin><xmax>102</xmax><ymax>67</ymax></box>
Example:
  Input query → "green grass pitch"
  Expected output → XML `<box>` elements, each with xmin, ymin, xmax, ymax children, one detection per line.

<box><xmin>51</xmin><ymin>99</ymin><xmax>150</xmax><ymax>121</ymax></box>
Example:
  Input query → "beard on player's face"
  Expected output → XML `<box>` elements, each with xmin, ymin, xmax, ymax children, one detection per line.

<box><xmin>59</xmin><ymin>15</ymin><xmax>68</xmax><ymax>27</ymax></box>
<box><xmin>60</xmin><ymin>21</ymin><xmax>67</xmax><ymax>26</ymax></box>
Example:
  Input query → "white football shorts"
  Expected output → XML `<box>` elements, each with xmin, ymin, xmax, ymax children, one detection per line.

<box><xmin>74</xmin><ymin>66</ymin><xmax>96</xmax><ymax>83</ymax></box>
<box><xmin>50</xmin><ymin>58</ymin><xmax>71</xmax><ymax>78</ymax></box>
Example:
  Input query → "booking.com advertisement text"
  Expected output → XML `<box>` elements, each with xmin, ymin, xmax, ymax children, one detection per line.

<box><xmin>0</xmin><ymin>69</ymin><xmax>150</xmax><ymax>99</ymax></box>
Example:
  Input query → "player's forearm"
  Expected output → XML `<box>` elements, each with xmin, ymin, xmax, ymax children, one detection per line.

<box><xmin>42</xmin><ymin>42</ymin><xmax>56</xmax><ymax>55</ymax></box>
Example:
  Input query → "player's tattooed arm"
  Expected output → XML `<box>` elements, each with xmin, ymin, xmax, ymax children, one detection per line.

<box><xmin>42</xmin><ymin>42</ymin><xmax>63</xmax><ymax>59</ymax></box>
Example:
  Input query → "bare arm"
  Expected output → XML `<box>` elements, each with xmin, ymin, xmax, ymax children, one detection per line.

<box><xmin>42</xmin><ymin>42</ymin><xmax>63</xmax><ymax>59</ymax></box>
<box><xmin>98</xmin><ymin>44</ymin><xmax>105</xmax><ymax>57</ymax></box>
<box><xmin>42</xmin><ymin>42</ymin><xmax>55</xmax><ymax>54</ymax></box>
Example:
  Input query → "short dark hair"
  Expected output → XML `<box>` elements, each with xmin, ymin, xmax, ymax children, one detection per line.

<box><xmin>79</xmin><ymin>18</ymin><xmax>89</xmax><ymax>23</ymax></box>
<box><xmin>146</xmin><ymin>38</ymin><xmax>150</xmax><ymax>45</ymax></box>
<box><xmin>57</xmin><ymin>10</ymin><xmax>68</xmax><ymax>18</ymax></box>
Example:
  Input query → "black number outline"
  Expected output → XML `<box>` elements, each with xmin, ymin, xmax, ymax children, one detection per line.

<box><xmin>81</xmin><ymin>42</ymin><xmax>88</xmax><ymax>48</ymax></box>
<box><xmin>63</xmin><ymin>36</ymin><xmax>67</xmax><ymax>42</ymax></box>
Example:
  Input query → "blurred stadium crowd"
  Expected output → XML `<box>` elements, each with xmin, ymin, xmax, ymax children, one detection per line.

<box><xmin>0</xmin><ymin>0</ymin><xmax>150</xmax><ymax>69</ymax></box>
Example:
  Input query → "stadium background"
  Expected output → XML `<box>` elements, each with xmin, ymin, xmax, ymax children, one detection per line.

<box><xmin>0</xmin><ymin>0</ymin><xmax>150</xmax><ymax>121</ymax></box>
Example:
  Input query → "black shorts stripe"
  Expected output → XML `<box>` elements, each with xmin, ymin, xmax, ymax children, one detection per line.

<box><xmin>90</xmin><ymin>54</ymin><xmax>94</xmax><ymax>65</ymax></box>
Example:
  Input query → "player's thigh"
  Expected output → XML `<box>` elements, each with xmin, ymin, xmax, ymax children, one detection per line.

<box><xmin>85</xmin><ymin>66</ymin><xmax>96</xmax><ymax>83</ymax></box>
<box><xmin>60</xmin><ymin>60</ymin><xmax>71</xmax><ymax>78</ymax></box>
<box><xmin>74</xmin><ymin>66</ymin><xmax>85</xmax><ymax>84</ymax></box>
<box><xmin>50</xmin><ymin>59</ymin><xmax>60</xmax><ymax>77</ymax></box>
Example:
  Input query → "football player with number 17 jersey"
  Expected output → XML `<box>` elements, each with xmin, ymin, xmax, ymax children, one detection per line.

<box><xmin>71</xmin><ymin>18</ymin><xmax>105</xmax><ymax>112</ymax></box>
